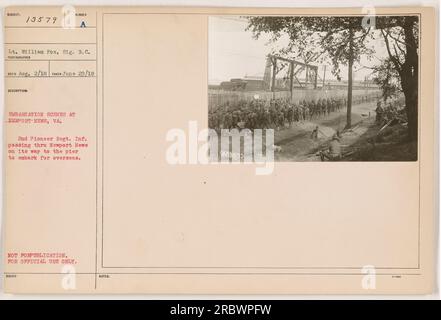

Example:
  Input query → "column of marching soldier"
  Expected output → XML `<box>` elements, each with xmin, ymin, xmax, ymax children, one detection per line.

<box><xmin>208</xmin><ymin>94</ymin><xmax>378</xmax><ymax>131</ymax></box>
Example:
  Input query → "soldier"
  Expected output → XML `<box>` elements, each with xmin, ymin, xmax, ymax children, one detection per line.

<box><xmin>326</xmin><ymin>98</ymin><xmax>331</xmax><ymax>116</ymax></box>
<box><xmin>304</xmin><ymin>103</ymin><xmax>310</xmax><ymax>121</ymax></box>
<box><xmin>293</xmin><ymin>103</ymin><xmax>300</xmax><ymax>122</ymax></box>
<box><xmin>320</xmin><ymin>134</ymin><xmax>342</xmax><ymax>161</ymax></box>
<box><xmin>249</xmin><ymin>111</ymin><xmax>257</xmax><ymax>130</ymax></box>
<box><xmin>264</xmin><ymin>107</ymin><xmax>271</xmax><ymax>128</ymax></box>
<box><xmin>232</xmin><ymin>110</ymin><xmax>241</xmax><ymax>128</ymax></box>
<box><xmin>287</xmin><ymin>104</ymin><xmax>294</xmax><ymax>126</ymax></box>
<box><xmin>301</xmin><ymin>100</ymin><xmax>306</xmax><ymax>121</ymax></box>
<box><xmin>331</xmin><ymin>98</ymin><xmax>337</xmax><ymax>113</ymax></box>
<box><xmin>320</xmin><ymin>98</ymin><xmax>327</xmax><ymax>117</ymax></box>
<box><xmin>269</xmin><ymin>101</ymin><xmax>277</xmax><ymax>128</ymax></box>
<box><xmin>308</xmin><ymin>100</ymin><xmax>314</xmax><ymax>120</ymax></box>
<box><xmin>305</xmin><ymin>100</ymin><xmax>312</xmax><ymax>120</ymax></box>
<box><xmin>276</xmin><ymin>107</ymin><xmax>284</xmax><ymax>129</ymax></box>
<box><xmin>224</xmin><ymin>113</ymin><xmax>232</xmax><ymax>129</ymax></box>
<box><xmin>311</xmin><ymin>99</ymin><xmax>319</xmax><ymax>120</ymax></box>
<box><xmin>316</xmin><ymin>99</ymin><xmax>322</xmax><ymax>119</ymax></box>
<box><xmin>311</xmin><ymin>125</ymin><xmax>319</xmax><ymax>140</ymax></box>
<box><xmin>315</xmin><ymin>99</ymin><xmax>322</xmax><ymax>118</ymax></box>
<box><xmin>375</xmin><ymin>101</ymin><xmax>384</xmax><ymax>124</ymax></box>
<box><xmin>282</xmin><ymin>103</ymin><xmax>289</xmax><ymax>127</ymax></box>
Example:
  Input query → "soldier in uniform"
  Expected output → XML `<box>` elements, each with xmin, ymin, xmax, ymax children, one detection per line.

<box><xmin>304</xmin><ymin>103</ymin><xmax>310</xmax><ymax>121</ymax></box>
<box><xmin>310</xmin><ymin>99</ymin><xmax>317</xmax><ymax>120</ymax></box>
<box><xmin>375</xmin><ymin>101</ymin><xmax>384</xmax><ymax>124</ymax></box>
<box><xmin>320</xmin><ymin>134</ymin><xmax>342</xmax><ymax>161</ymax></box>
<box><xmin>321</xmin><ymin>98</ymin><xmax>327</xmax><ymax>117</ymax></box>
<box><xmin>326</xmin><ymin>98</ymin><xmax>331</xmax><ymax>116</ymax></box>
<box><xmin>293</xmin><ymin>103</ymin><xmax>300</xmax><ymax>122</ymax></box>
<box><xmin>287</xmin><ymin>103</ymin><xmax>294</xmax><ymax>126</ymax></box>
<box><xmin>298</xmin><ymin>100</ymin><xmax>303</xmax><ymax>121</ymax></box>
<box><xmin>311</xmin><ymin>125</ymin><xmax>319</xmax><ymax>140</ymax></box>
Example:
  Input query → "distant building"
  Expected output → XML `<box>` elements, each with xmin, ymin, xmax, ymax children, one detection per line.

<box><xmin>219</xmin><ymin>78</ymin><xmax>266</xmax><ymax>91</ymax></box>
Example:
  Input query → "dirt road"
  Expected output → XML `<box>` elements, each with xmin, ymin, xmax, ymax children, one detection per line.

<box><xmin>274</xmin><ymin>101</ymin><xmax>378</xmax><ymax>161</ymax></box>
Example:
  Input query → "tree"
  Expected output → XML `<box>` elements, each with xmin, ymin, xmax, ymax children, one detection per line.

<box><xmin>373</xmin><ymin>57</ymin><xmax>401</xmax><ymax>102</ymax></box>
<box><xmin>246</xmin><ymin>16</ymin><xmax>373</xmax><ymax>128</ymax></box>
<box><xmin>376</xmin><ymin>16</ymin><xmax>419</xmax><ymax>141</ymax></box>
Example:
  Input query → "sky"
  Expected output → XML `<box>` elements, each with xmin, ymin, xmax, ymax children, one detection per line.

<box><xmin>208</xmin><ymin>16</ymin><xmax>389</xmax><ymax>85</ymax></box>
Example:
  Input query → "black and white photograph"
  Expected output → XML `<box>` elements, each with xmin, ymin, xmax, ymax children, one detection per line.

<box><xmin>208</xmin><ymin>15</ymin><xmax>419</xmax><ymax>161</ymax></box>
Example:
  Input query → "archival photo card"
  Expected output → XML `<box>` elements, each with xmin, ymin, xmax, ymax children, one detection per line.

<box><xmin>2</xmin><ymin>6</ymin><xmax>435</xmax><ymax>294</ymax></box>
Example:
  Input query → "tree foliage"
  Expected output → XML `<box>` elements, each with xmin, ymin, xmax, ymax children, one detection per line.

<box><xmin>373</xmin><ymin>58</ymin><xmax>401</xmax><ymax>101</ymax></box>
<box><xmin>376</xmin><ymin>16</ymin><xmax>419</xmax><ymax>141</ymax></box>
<box><xmin>247</xmin><ymin>15</ymin><xmax>419</xmax><ymax>140</ymax></box>
<box><xmin>246</xmin><ymin>17</ymin><xmax>373</xmax><ymax>79</ymax></box>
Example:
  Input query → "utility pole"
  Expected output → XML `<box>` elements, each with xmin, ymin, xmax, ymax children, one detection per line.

<box><xmin>271</xmin><ymin>57</ymin><xmax>276</xmax><ymax>99</ymax></box>
<box><xmin>289</xmin><ymin>61</ymin><xmax>294</xmax><ymax>99</ymax></box>
<box><xmin>313</xmin><ymin>66</ymin><xmax>318</xmax><ymax>89</ymax></box>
